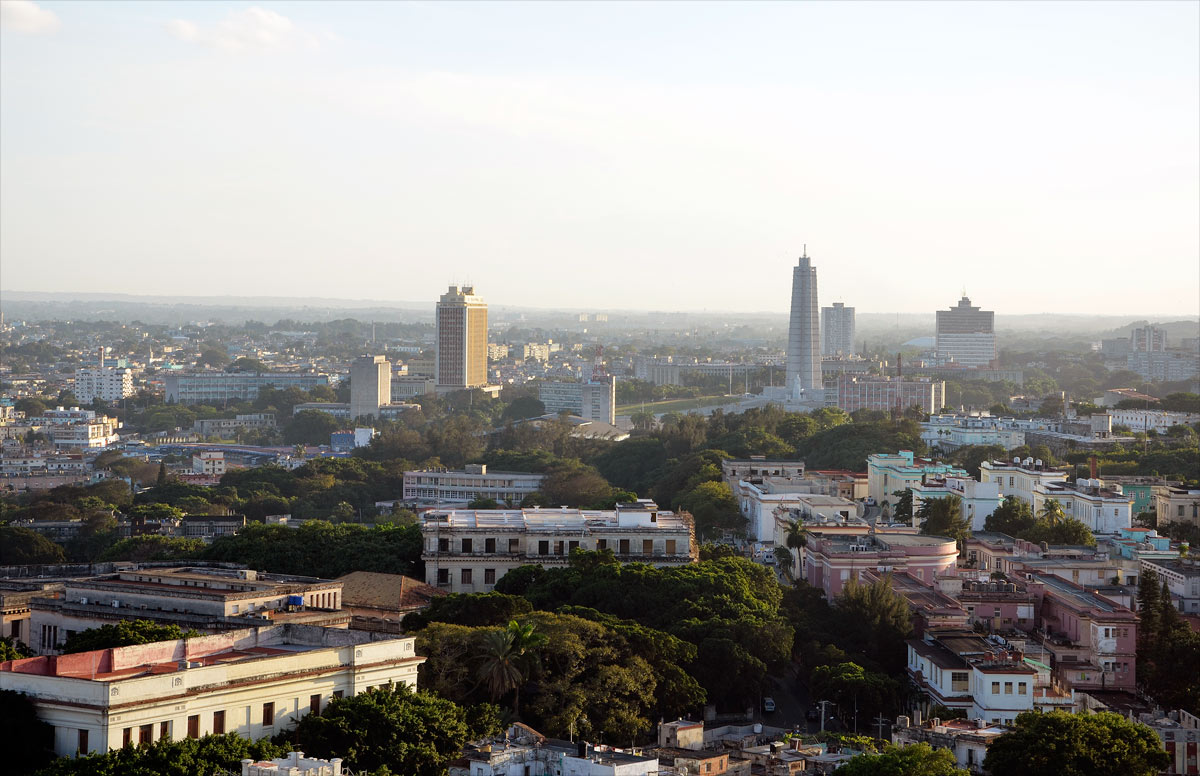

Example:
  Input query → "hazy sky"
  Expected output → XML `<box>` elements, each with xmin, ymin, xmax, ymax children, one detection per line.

<box><xmin>2</xmin><ymin>1</ymin><xmax>1198</xmax><ymax>315</ymax></box>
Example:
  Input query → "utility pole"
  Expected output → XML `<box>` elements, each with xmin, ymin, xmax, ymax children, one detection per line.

<box><xmin>873</xmin><ymin>714</ymin><xmax>889</xmax><ymax>742</ymax></box>
<box><xmin>818</xmin><ymin>700</ymin><xmax>836</xmax><ymax>732</ymax></box>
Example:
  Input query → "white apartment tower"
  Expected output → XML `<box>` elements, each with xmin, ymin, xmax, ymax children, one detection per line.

<box><xmin>436</xmin><ymin>286</ymin><xmax>489</xmax><ymax>391</ymax></box>
<box><xmin>821</xmin><ymin>302</ymin><xmax>855</xmax><ymax>356</ymax></box>
<box><xmin>935</xmin><ymin>296</ymin><xmax>996</xmax><ymax>368</ymax></box>
<box><xmin>350</xmin><ymin>355</ymin><xmax>391</xmax><ymax>420</ymax></box>
<box><xmin>74</xmin><ymin>368</ymin><xmax>134</xmax><ymax>404</ymax></box>
<box><xmin>786</xmin><ymin>249</ymin><xmax>822</xmax><ymax>402</ymax></box>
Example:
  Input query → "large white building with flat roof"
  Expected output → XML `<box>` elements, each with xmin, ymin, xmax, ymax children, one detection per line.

<box><xmin>538</xmin><ymin>377</ymin><xmax>616</xmax><ymax>425</ymax></box>
<box><xmin>0</xmin><ymin>624</ymin><xmax>424</xmax><ymax>758</ymax></box>
<box><xmin>421</xmin><ymin>502</ymin><xmax>696</xmax><ymax>593</ymax></box>
<box><xmin>403</xmin><ymin>464</ymin><xmax>544</xmax><ymax>506</ymax></box>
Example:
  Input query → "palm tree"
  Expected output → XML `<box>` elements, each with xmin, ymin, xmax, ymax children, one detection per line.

<box><xmin>476</xmin><ymin>619</ymin><xmax>545</xmax><ymax>716</ymax></box>
<box><xmin>1039</xmin><ymin>499</ymin><xmax>1067</xmax><ymax>526</ymax></box>
<box><xmin>476</xmin><ymin>629</ymin><xmax>522</xmax><ymax>704</ymax></box>
<box><xmin>785</xmin><ymin>519</ymin><xmax>810</xmax><ymax>581</ymax></box>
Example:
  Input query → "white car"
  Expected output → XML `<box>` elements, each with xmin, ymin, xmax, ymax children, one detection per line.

<box><xmin>762</xmin><ymin>697</ymin><xmax>776</xmax><ymax>713</ymax></box>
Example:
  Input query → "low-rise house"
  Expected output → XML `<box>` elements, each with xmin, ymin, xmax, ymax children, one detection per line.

<box><xmin>455</xmin><ymin>725</ymin><xmax>659</xmax><ymax>776</ymax></box>
<box><xmin>905</xmin><ymin>629</ymin><xmax>1037</xmax><ymax>724</ymax></box>
<box><xmin>0</xmin><ymin>624</ymin><xmax>424</xmax><ymax>758</ymax></box>
<box><xmin>891</xmin><ymin>714</ymin><xmax>1008</xmax><ymax>774</ymax></box>
<box><xmin>241</xmin><ymin>751</ymin><xmax>344</xmax><ymax>776</ymax></box>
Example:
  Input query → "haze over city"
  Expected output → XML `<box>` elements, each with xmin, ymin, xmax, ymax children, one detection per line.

<box><xmin>2</xmin><ymin>0</ymin><xmax>1198</xmax><ymax>315</ymax></box>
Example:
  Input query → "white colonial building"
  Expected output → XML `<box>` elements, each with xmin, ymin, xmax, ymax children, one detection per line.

<box><xmin>0</xmin><ymin>624</ymin><xmax>424</xmax><ymax>757</ymax></box>
<box><xmin>421</xmin><ymin>502</ymin><xmax>696</xmax><ymax>593</ymax></box>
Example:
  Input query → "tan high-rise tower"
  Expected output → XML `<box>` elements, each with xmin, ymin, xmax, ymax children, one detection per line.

<box><xmin>436</xmin><ymin>285</ymin><xmax>488</xmax><ymax>391</ymax></box>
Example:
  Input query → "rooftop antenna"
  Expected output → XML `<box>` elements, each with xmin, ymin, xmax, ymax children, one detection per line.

<box><xmin>802</xmin><ymin>244</ymin><xmax>808</xmax><ymax>259</ymax></box>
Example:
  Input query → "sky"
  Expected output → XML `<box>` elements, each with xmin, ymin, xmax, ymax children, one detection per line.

<box><xmin>1</xmin><ymin>0</ymin><xmax>1198</xmax><ymax>315</ymax></box>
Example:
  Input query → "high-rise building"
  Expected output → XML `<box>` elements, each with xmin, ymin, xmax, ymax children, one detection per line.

<box><xmin>786</xmin><ymin>250</ymin><xmax>822</xmax><ymax>402</ymax></box>
<box><xmin>1130</xmin><ymin>325</ymin><xmax>1167</xmax><ymax>353</ymax></box>
<box><xmin>350</xmin><ymin>355</ymin><xmax>391</xmax><ymax>420</ymax></box>
<box><xmin>935</xmin><ymin>296</ymin><xmax>996</xmax><ymax>368</ymax></box>
<box><xmin>436</xmin><ymin>286</ymin><xmax>488</xmax><ymax>391</ymax></box>
<box><xmin>821</xmin><ymin>302</ymin><xmax>855</xmax><ymax>356</ymax></box>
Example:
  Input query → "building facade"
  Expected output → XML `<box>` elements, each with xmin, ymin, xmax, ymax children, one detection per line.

<box><xmin>1</xmin><ymin>625</ymin><xmax>423</xmax><ymax>757</ymax></box>
<box><xmin>74</xmin><ymin>367</ymin><xmax>134</xmax><ymax>404</ymax></box>
<box><xmin>1157</xmin><ymin>487</ymin><xmax>1200</xmax><ymax>529</ymax></box>
<box><xmin>804</xmin><ymin>532</ymin><xmax>959</xmax><ymax>598</ymax></box>
<box><xmin>867</xmin><ymin>451</ymin><xmax>969</xmax><ymax>506</ymax></box>
<box><xmin>911</xmin><ymin>477</ymin><xmax>1003</xmax><ymax>531</ymax></box>
<box><xmin>821</xmin><ymin>302</ymin><xmax>855</xmax><ymax>356</ymax></box>
<box><xmin>935</xmin><ymin>296</ymin><xmax>996</xmax><ymax>369</ymax></box>
<box><xmin>350</xmin><ymin>355</ymin><xmax>391</xmax><ymax>421</ymax></box>
<box><xmin>834</xmin><ymin>375</ymin><xmax>946</xmax><ymax>415</ymax></box>
<box><xmin>421</xmin><ymin>503</ymin><xmax>696</xmax><ymax>593</ymax></box>
<box><xmin>165</xmin><ymin>373</ymin><xmax>333</xmax><ymax>404</ymax></box>
<box><xmin>539</xmin><ymin>377</ymin><xmax>617</xmax><ymax>425</ymax></box>
<box><xmin>436</xmin><ymin>286</ymin><xmax>488</xmax><ymax>391</ymax></box>
<box><xmin>402</xmin><ymin>465</ymin><xmax>544</xmax><ymax>506</ymax></box>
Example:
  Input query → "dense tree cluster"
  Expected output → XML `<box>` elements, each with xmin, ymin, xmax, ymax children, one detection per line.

<box><xmin>984</xmin><ymin>496</ymin><xmax>1097</xmax><ymax>547</ymax></box>
<box><xmin>490</xmin><ymin>550</ymin><xmax>790</xmax><ymax>713</ymax></box>
<box><xmin>1137</xmin><ymin>570</ymin><xmax>1200</xmax><ymax>715</ymax></box>
<box><xmin>983</xmin><ymin>710</ymin><xmax>1169</xmax><ymax>776</ymax></box>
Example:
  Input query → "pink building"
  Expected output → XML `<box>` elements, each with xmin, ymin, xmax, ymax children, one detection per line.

<box><xmin>805</xmin><ymin>532</ymin><xmax>958</xmax><ymax>599</ymax></box>
<box><xmin>1035</xmin><ymin>573</ymin><xmax>1138</xmax><ymax>692</ymax></box>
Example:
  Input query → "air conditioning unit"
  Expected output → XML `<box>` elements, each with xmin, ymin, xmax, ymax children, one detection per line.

<box><xmin>112</xmin><ymin>600</ymin><xmax>120</xmax><ymax>608</ymax></box>
<box><xmin>79</xmin><ymin>597</ymin><xmax>88</xmax><ymax>605</ymax></box>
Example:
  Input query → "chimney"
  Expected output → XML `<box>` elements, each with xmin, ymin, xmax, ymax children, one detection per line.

<box><xmin>1089</xmin><ymin>456</ymin><xmax>1098</xmax><ymax>480</ymax></box>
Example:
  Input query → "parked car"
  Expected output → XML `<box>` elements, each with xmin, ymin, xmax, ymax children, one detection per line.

<box><xmin>762</xmin><ymin>697</ymin><xmax>776</xmax><ymax>713</ymax></box>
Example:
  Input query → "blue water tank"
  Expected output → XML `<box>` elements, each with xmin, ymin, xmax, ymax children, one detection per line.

<box><xmin>287</xmin><ymin>595</ymin><xmax>304</xmax><ymax>607</ymax></box>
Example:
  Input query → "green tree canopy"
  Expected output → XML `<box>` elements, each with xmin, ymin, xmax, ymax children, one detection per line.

<box><xmin>286</xmin><ymin>684</ymin><xmax>499</xmax><ymax>776</ymax></box>
<box><xmin>33</xmin><ymin>734</ymin><xmax>287</xmax><ymax>776</ymax></box>
<box><xmin>835</xmin><ymin>742</ymin><xmax>968</xmax><ymax>775</ymax></box>
<box><xmin>983</xmin><ymin>710</ymin><xmax>1169</xmax><ymax>776</ymax></box>
<box><xmin>0</xmin><ymin>526</ymin><xmax>67</xmax><ymax>565</ymax></box>
<box><xmin>60</xmin><ymin>620</ymin><xmax>200</xmax><ymax>654</ymax></box>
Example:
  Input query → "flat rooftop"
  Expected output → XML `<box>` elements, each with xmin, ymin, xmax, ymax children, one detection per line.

<box><xmin>422</xmin><ymin>508</ymin><xmax>689</xmax><ymax>530</ymax></box>
<box><xmin>1035</xmin><ymin>573</ymin><xmax>1131</xmax><ymax>614</ymax></box>
<box><xmin>1</xmin><ymin>625</ymin><xmax>401</xmax><ymax>682</ymax></box>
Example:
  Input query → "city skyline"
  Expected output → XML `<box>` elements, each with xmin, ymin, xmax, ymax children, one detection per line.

<box><xmin>2</xmin><ymin>1</ymin><xmax>1198</xmax><ymax>315</ymax></box>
